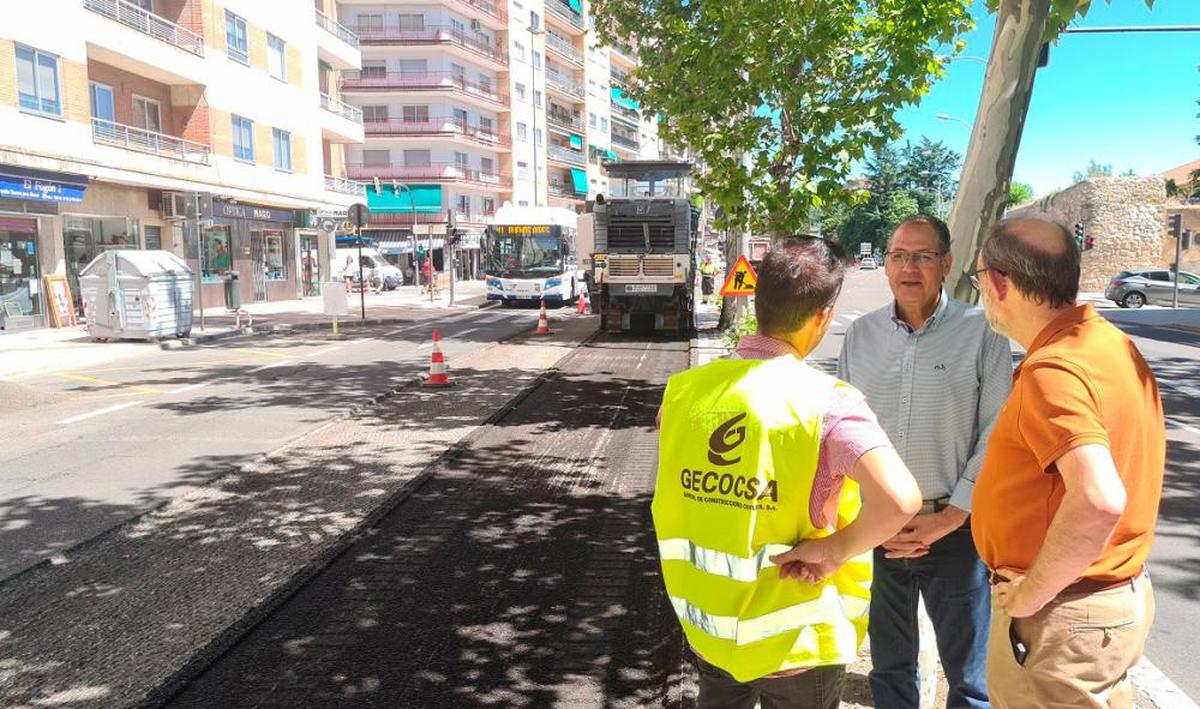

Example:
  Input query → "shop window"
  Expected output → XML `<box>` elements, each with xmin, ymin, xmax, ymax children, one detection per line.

<box><xmin>225</xmin><ymin>11</ymin><xmax>249</xmax><ymax>65</ymax></box>
<box><xmin>261</xmin><ymin>230</ymin><xmax>287</xmax><ymax>281</ymax></box>
<box><xmin>201</xmin><ymin>227</ymin><xmax>232</xmax><ymax>281</ymax></box>
<box><xmin>143</xmin><ymin>225</ymin><xmax>162</xmax><ymax>250</ymax></box>
<box><xmin>15</xmin><ymin>44</ymin><xmax>62</xmax><ymax>118</ymax></box>
<box><xmin>64</xmin><ymin>215</ymin><xmax>141</xmax><ymax>300</ymax></box>
<box><xmin>0</xmin><ymin>221</ymin><xmax>41</xmax><ymax>325</ymax></box>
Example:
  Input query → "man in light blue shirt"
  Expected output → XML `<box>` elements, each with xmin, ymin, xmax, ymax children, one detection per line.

<box><xmin>839</xmin><ymin>215</ymin><xmax>1012</xmax><ymax>709</ymax></box>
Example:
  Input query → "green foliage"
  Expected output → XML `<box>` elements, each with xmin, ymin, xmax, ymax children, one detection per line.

<box><xmin>722</xmin><ymin>312</ymin><xmax>759</xmax><ymax>350</ymax></box>
<box><xmin>984</xmin><ymin>0</ymin><xmax>1158</xmax><ymax>41</ymax></box>
<box><xmin>589</xmin><ymin>0</ymin><xmax>974</xmax><ymax>237</ymax></box>
<box><xmin>1008</xmin><ymin>181</ymin><xmax>1035</xmax><ymax>206</ymax></box>
<box><xmin>1072</xmin><ymin>159</ymin><xmax>1113</xmax><ymax>184</ymax></box>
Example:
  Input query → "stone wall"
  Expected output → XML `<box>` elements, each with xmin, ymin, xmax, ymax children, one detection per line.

<box><xmin>1005</xmin><ymin>176</ymin><xmax>1166</xmax><ymax>292</ymax></box>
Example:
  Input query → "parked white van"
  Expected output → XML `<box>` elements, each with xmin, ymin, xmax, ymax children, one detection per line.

<box><xmin>335</xmin><ymin>247</ymin><xmax>404</xmax><ymax>291</ymax></box>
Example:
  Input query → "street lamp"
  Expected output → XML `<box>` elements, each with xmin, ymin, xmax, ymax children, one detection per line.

<box><xmin>528</xmin><ymin>11</ymin><xmax>544</xmax><ymax>207</ymax></box>
<box><xmin>936</xmin><ymin>113</ymin><xmax>972</xmax><ymax>129</ymax></box>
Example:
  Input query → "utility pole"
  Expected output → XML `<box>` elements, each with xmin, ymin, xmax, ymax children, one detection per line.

<box><xmin>447</xmin><ymin>208</ymin><xmax>457</xmax><ymax>306</ymax></box>
<box><xmin>1170</xmin><ymin>214</ymin><xmax>1184</xmax><ymax>309</ymax></box>
<box><xmin>193</xmin><ymin>191</ymin><xmax>205</xmax><ymax>331</ymax></box>
<box><xmin>528</xmin><ymin>11</ymin><xmax>543</xmax><ymax>207</ymax></box>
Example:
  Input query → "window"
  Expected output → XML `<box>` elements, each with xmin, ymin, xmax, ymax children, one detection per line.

<box><xmin>399</xmin><ymin>14</ymin><xmax>425</xmax><ymax>31</ymax></box>
<box><xmin>456</xmin><ymin>194</ymin><xmax>471</xmax><ymax>213</ymax></box>
<box><xmin>530</xmin><ymin>11</ymin><xmax>540</xmax><ymax>29</ymax></box>
<box><xmin>362</xmin><ymin>105</ymin><xmax>389</xmax><ymax>121</ymax></box>
<box><xmin>518</xmin><ymin>200</ymin><xmax>529</xmax><ymax>207</ymax></box>
<box><xmin>534</xmin><ymin>90</ymin><xmax>542</xmax><ymax>107</ymax></box>
<box><xmin>450</xmin><ymin>18</ymin><xmax>465</xmax><ymax>35</ymax></box>
<box><xmin>402</xmin><ymin>105</ymin><xmax>429</xmax><ymax>122</ymax></box>
<box><xmin>231</xmin><ymin>114</ymin><xmax>254</xmax><ymax>162</ymax></box>
<box><xmin>516</xmin><ymin>122</ymin><xmax>528</xmax><ymax>141</ymax></box>
<box><xmin>89</xmin><ymin>81</ymin><xmax>115</xmax><ymax>124</ymax></box>
<box><xmin>261</xmin><ymin>230</ymin><xmax>288</xmax><ymax>281</ymax></box>
<box><xmin>535</xmin><ymin>128</ymin><xmax>543</xmax><ymax>145</ymax></box>
<box><xmin>481</xmin><ymin>157</ymin><xmax>494</xmax><ymax>174</ymax></box>
<box><xmin>225</xmin><ymin>11</ymin><xmax>248</xmax><ymax>64</ymax></box>
<box><xmin>479</xmin><ymin>117</ymin><xmax>494</xmax><ymax>134</ymax></box>
<box><xmin>267</xmin><ymin>34</ymin><xmax>286</xmax><ymax>81</ymax></box>
<box><xmin>202</xmin><ymin>227</ymin><xmax>232</xmax><ymax>280</ymax></box>
<box><xmin>515</xmin><ymin>82</ymin><xmax>526</xmax><ymax>101</ymax></box>
<box><xmin>358</xmin><ymin>14</ymin><xmax>384</xmax><ymax>33</ymax></box>
<box><xmin>482</xmin><ymin>197</ymin><xmax>496</xmax><ymax>214</ymax></box>
<box><xmin>362</xmin><ymin>60</ymin><xmax>388</xmax><ymax>78</ymax></box>
<box><xmin>600</xmin><ymin>117</ymin><xmax>608</xmax><ymax>131</ymax></box>
<box><xmin>272</xmin><ymin>128</ymin><xmax>292</xmax><ymax>171</ymax></box>
<box><xmin>533</xmin><ymin>51</ymin><xmax>542</xmax><ymax>69</ymax></box>
<box><xmin>362</xmin><ymin>149</ymin><xmax>390</xmax><ymax>167</ymax></box>
<box><xmin>451</xmin><ymin>64</ymin><xmax>466</xmax><ymax>80</ymax></box>
<box><xmin>15</xmin><ymin>44</ymin><xmax>61</xmax><ymax>117</ymax></box>
<box><xmin>453</xmin><ymin>108</ymin><xmax>469</xmax><ymax>128</ymax></box>
<box><xmin>132</xmin><ymin>95</ymin><xmax>162</xmax><ymax>133</ymax></box>
<box><xmin>589</xmin><ymin>112</ymin><xmax>597</xmax><ymax>127</ymax></box>
<box><xmin>514</xmin><ymin>41</ymin><xmax>526</xmax><ymax>61</ymax></box>
<box><xmin>404</xmin><ymin>149</ymin><xmax>431</xmax><ymax>167</ymax></box>
<box><xmin>397</xmin><ymin>59</ymin><xmax>426</xmax><ymax>75</ymax></box>
<box><xmin>517</xmin><ymin>161</ymin><xmax>529</xmax><ymax>178</ymax></box>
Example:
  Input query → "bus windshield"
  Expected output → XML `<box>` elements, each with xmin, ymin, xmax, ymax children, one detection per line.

<box><xmin>486</xmin><ymin>228</ymin><xmax>565</xmax><ymax>278</ymax></box>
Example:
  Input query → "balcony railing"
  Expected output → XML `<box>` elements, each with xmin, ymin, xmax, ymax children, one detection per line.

<box><xmin>547</xmin><ymin>111</ymin><xmax>584</xmax><ymax>132</ymax></box>
<box><xmin>364</xmin><ymin>118</ymin><xmax>511</xmax><ymax>147</ymax></box>
<box><xmin>349</xmin><ymin>24</ymin><xmax>509</xmax><ymax>66</ymax></box>
<box><xmin>545</xmin><ymin>32</ymin><xmax>583</xmax><ymax>66</ymax></box>
<box><xmin>340</xmin><ymin>71</ymin><xmax>510</xmax><ymax>107</ymax></box>
<box><xmin>547</xmin><ymin>0</ymin><xmax>585</xmax><ymax>30</ymax></box>
<box><xmin>91</xmin><ymin>118</ymin><xmax>210</xmax><ymax>164</ymax></box>
<box><xmin>612</xmin><ymin>103</ymin><xmax>640</xmax><ymax>124</ymax></box>
<box><xmin>346</xmin><ymin>162</ymin><xmax>513</xmax><ymax>189</ymax></box>
<box><xmin>548</xmin><ymin>182</ymin><xmax>585</xmax><ymax>199</ymax></box>
<box><xmin>446</xmin><ymin>0</ymin><xmax>507</xmax><ymax>25</ymax></box>
<box><xmin>315</xmin><ymin>8</ymin><xmax>360</xmax><ymax>48</ymax></box>
<box><xmin>610</xmin><ymin>67</ymin><xmax>628</xmax><ymax>84</ymax></box>
<box><xmin>83</xmin><ymin>0</ymin><xmax>204</xmax><ymax>56</ymax></box>
<box><xmin>546</xmin><ymin>71</ymin><xmax>585</xmax><ymax>100</ymax></box>
<box><xmin>320</xmin><ymin>93</ymin><xmax>364</xmax><ymax>124</ymax></box>
<box><xmin>547</xmin><ymin>144</ymin><xmax>586</xmax><ymax>166</ymax></box>
<box><xmin>325</xmin><ymin>175</ymin><xmax>365</xmax><ymax>196</ymax></box>
<box><xmin>612</xmin><ymin>42</ymin><xmax>640</xmax><ymax>61</ymax></box>
<box><xmin>611</xmin><ymin>132</ymin><xmax>640</xmax><ymax>150</ymax></box>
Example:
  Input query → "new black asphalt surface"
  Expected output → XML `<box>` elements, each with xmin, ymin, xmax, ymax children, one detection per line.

<box><xmin>168</xmin><ymin>335</ymin><xmax>692</xmax><ymax>708</ymax></box>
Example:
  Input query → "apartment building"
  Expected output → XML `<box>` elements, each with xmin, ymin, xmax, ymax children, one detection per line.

<box><xmin>332</xmin><ymin>0</ymin><xmax>659</xmax><ymax>276</ymax></box>
<box><xmin>0</xmin><ymin>0</ymin><xmax>365</xmax><ymax>330</ymax></box>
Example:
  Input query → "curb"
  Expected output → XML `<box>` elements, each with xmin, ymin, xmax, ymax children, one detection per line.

<box><xmin>145</xmin><ymin>326</ymin><xmax>599</xmax><ymax>705</ymax></box>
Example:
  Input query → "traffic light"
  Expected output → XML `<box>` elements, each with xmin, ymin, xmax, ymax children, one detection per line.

<box><xmin>1083</xmin><ymin>235</ymin><xmax>1095</xmax><ymax>251</ymax></box>
<box><xmin>1073</xmin><ymin>222</ymin><xmax>1084</xmax><ymax>247</ymax></box>
<box><xmin>1168</xmin><ymin>213</ymin><xmax>1183</xmax><ymax>241</ymax></box>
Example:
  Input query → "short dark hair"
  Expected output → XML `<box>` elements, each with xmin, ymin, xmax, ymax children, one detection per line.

<box><xmin>981</xmin><ymin>219</ymin><xmax>1079</xmax><ymax>308</ymax></box>
<box><xmin>892</xmin><ymin>215</ymin><xmax>951</xmax><ymax>254</ymax></box>
<box><xmin>754</xmin><ymin>236</ymin><xmax>849</xmax><ymax>336</ymax></box>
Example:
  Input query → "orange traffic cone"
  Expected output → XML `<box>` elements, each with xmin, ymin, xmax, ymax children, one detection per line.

<box><xmin>423</xmin><ymin>329</ymin><xmax>453</xmax><ymax>387</ymax></box>
<box><xmin>536</xmin><ymin>300</ymin><xmax>552</xmax><ymax>335</ymax></box>
<box><xmin>576</xmin><ymin>289</ymin><xmax>587</xmax><ymax>314</ymax></box>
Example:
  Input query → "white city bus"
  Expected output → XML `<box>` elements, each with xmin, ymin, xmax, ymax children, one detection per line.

<box><xmin>484</xmin><ymin>205</ymin><xmax>582</xmax><ymax>306</ymax></box>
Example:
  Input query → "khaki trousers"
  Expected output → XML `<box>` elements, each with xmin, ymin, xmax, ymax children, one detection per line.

<box><xmin>987</xmin><ymin>574</ymin><xmax>1154</xmax><ymax>708</ymax></box>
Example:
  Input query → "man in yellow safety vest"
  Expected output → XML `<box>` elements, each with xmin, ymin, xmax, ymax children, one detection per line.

<box><xmin>655</xmin><ymin>236</ymin><xmax>922</xmax><ymax>708</ymax></box>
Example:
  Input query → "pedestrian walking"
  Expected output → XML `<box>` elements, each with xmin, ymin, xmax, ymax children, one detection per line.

<box><xmin>699</xmin><ymin>255</ymin><xmax>719</xmax><ymax>304</ymax></box>
<box><xmin>421</xmin><ymin>258</ymin><xmax>434</xmax><ymax>294</ymax></box>
<box><xmin>970</xmin><ymin>218</ymin><xmax>1164</xmax><ymax>708</ymax></box>
<box><xmin>839</xmin><ymin>215</ymin><xmax>1011</xmax><ymax>709</ymax></box>
<box><xmin>655</xmin><ymin>236</ymin><xmax>922</xmax><ymax>709</ymax></box>
<box><xmin>342</xmin><ymin>255</ymin><xmax>356</xmax><ymax>293</ymax></box>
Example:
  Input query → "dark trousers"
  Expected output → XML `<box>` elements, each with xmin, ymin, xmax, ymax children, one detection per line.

<box><xmin>695</xmin><ymin>653</ymin><xmax>845</xmax><ymax>709</ymax></box>
<box><xmin>868</xmin><ymin>528</ymin><xmax>991</xmax><ymax>709</ymax></box>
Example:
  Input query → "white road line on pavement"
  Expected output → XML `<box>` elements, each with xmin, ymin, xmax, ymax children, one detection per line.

<box><xmin>457</xmin><ymin>327</ymin><xmax>480</xmax><ymax>338</ymax></box>
<box><xmin>58</xmin><ymin>400</ymin><xmax>144</xmax><ymax>425</ymax></box>
<box><xmin>418</xmin><ymin>341</ymin><xmax>433</xmax><ymax>350</ymax></box>
<box><xmin>1131</xmin><ymin>657</ymin><xmax>1199</xmax><ymax>709</ymax></box>
<box><xmin>1165</xmin><ymin>415</ymin><xmax>1200</xmax><ymax>436</ymax></box>
<box><xmin>308</xmin><ymin>346</ymin><xmax>343</xmax><ymax>357</ymax></box>
<box><xmin>248</xmin><ymin>360</ymin><xmax>293</xmax><ymax>373</ymax></box>
<box><xmin>168</xmin><ymin>382</ymin><xmax>210</xmax><ymax>396</ymax></box>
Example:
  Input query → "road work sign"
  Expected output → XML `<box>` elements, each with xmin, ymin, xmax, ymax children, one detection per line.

<box><xmin>720</xmin><ymin>255</ymin><xmax>758</xmax><ymax>297</ymax></box>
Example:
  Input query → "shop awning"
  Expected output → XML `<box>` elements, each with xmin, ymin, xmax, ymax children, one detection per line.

<box><xmin>605</xmin><ymin>149</ymin><xmax>619</xmax><ymax>161</ymax></box>
<box><xmin>366</xmin><ymin>184</ymin><xmax>442</xmax><ymax>214</ymax></box>
<box><xmin>567</xmin><ymin>0</ymin><xmax>582</xmax><ymax>13</ymax></box>
<box><xmin>610</xmin><ymin>86</ymin><xmax>639</xmax><ymax>112</ymax></box>
<box><xmin>568</xmin><ymin>134</ymin><xmax>583</xmax><ymax>149</ymax></box>
<box><xmin>570</xmin><ymin>168</ymin><xmax>589</xmax><ymax>196</ymax></box>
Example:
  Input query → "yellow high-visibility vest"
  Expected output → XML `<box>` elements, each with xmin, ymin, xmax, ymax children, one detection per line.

<box><xmin>700</xmin><ymin>262</ymin><xmax>719</xmax><ymax>276</ymax></box>
<box><xmin>653</xmin><ymin>355</ymin><xmax>872</xmax><ymax>682</ymax></box>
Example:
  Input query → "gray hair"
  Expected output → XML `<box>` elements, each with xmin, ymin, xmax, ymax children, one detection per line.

<box><xmin>980</xmin><ymin>219</ymin><xmax>1079</xmax><ymax>308</ymax></box>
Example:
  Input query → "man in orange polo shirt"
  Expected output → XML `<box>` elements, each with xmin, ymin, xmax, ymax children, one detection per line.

<box><xmin>969</xmin><ymin>218</ymin><xmax>1164</xmax><ymax>708</ymax></box>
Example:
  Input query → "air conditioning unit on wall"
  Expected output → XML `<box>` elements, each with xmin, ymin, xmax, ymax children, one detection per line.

<box><xmin>160</xmin><ymin>191</ymin><xmax>188</xmax><ymax>220</ymax></box>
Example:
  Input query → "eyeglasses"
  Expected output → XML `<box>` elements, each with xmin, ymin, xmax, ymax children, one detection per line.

<box><xmin>884</xmin><ymin>250</ymin><xmax>943</xmax><ymax>267</ymax></box>
<box><xmin>968</xmin><ymin>266</ymin><xmax>1008</xmax><ymax>291</ymax></box>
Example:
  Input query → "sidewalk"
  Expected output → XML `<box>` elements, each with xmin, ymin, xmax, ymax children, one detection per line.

<box><xmin>0</xmin><ymin>280</ymin><xmax>489</xmax><ymax>380</ymax></box>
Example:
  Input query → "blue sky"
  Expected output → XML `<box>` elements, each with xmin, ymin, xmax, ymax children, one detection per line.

<box><xmin>890</xmin><ymin>0</ymin><xmax>1199</xmax><ymax>197</ymax></box>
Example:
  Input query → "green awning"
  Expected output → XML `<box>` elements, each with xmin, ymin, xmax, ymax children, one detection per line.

<box><xmin>569</xmin><ymin>134</ymin><xmax>583</xmax><ymax>149</ymax></box>
<box><xmin>567</xmin><ymin>0</ymin><xmax>582</xmax><ymax>13</ymax></box>
<box><xmin>570</xmin><ymin>168</ymin><xmax>588</xmax><ymax>195</ymax></box>
<box><xmin>605</xmin><ymin>149</ymin><xmax>619</xmax><ymax>161</ymax></box>
<box><xmin>610</xmin><ymin>86</ymin><xmax>639</xmax><ymax>112</ymax></box>
<box><xmin>366</xmin><ymin>184</ymin><xmax>442</xmax><ymax>213</ymax></box>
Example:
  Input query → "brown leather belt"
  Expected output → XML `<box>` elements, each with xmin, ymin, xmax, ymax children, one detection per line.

<box><xmin>919</xmin><ymin>497</ymin><xmax>951</xmax><ymax>515</ymax></box>
<box><xmin>988</xmin><ymin>569</ymin><xmax>1142</xmax><ymax>596</ymax></box>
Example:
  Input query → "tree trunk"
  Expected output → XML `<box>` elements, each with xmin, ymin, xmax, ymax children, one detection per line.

<box><xmin>718</xmin><ymin>226</ymin><xmax>744</xmax><ymax>330</ymax></box>
<box><xmin>945</xmin><ymin>0</ymin><xmax>1050</xmax><ymax>302</ymax></box>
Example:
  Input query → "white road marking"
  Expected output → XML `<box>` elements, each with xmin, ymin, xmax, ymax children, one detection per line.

<box><xmin>1165</xmin><ymin>415</ymin><xmax>1200</xmax><ymax>436</ymax></box>
<box><xmin>457</xmin><ymin>327</ymin><xmax>480</xmax><ymax>337</ymax></box>
<box><xmin>168</xmin><ymin>382</ymin><xmax>210</xmax><ymax>396</ymax></box>
<box><xmin>248</xmin><ymin>360</ymin><xmax>293</xmax><ymax>373</ymax></box>
<box><xmin>308</xmin><ymin>346</ymin><xmax>343</xmax><ymax>357</ymax></box>
<box><xmin>418</xmin><ymin>341</ymin><xmax>433</xmax><ymax>350</ymax></box>
<box><xmin>59</xmin><ymin>400</ymin><xmax>144</xmax><ymax>425</ymax></box>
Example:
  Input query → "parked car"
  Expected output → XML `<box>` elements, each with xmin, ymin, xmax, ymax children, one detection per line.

<box><xmin>1105</xmin><ymin>269</ymin><xmax>1200</xmax><ymax>308</ymax></box>
<box><xmin>859</xmin><ymin>256</ymin><xmax>878</xmax><ymax>270</ymax></box>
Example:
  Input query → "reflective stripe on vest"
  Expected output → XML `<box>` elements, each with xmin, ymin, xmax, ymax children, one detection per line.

<box><xmin>658</xmin><ymin>538</ymin><xmax>794</xmax><ymax>583</ymax></box>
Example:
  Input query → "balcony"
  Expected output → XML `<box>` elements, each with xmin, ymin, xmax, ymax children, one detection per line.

<box><xmin>547</xmin><ymin>144</ymin><xmax>586</xmax><ymax>167</ymax></box>
<box><xmin>547</xmin><ymin>111</ymin><xmax>584</xmax><ymax>133</ymax></box>
<box><xmin>346</xmin><ymin>162</ymin><xmax>513</xmax><ymax>190</ymax></box>
<box><xmin>546</xmin><ymin>71</ymin><xmax>585</xmax><ymax>101</ymax></box>
<box><xmin>545</xmin><ymin>32</ymin><xmax>583</xmax><ymax>67</ymax></box>
<box><xmin>611</xmin><ymin>103</ymin><xmax>640</xmax><ymax>127</ymax></box>
<box><xmin>546</xmin><ymin>0</ymin><xmax>585</xmax><ymax>33</ymax></box>
<box><xmin>83</xmin><ymin>0</ymin><xmax>204</xmax><ymax>56</ymax></box>
<box><xmin>610</xmin><ymin>67</ymin><xmax>628</xmax><ymax>84</ymax></box>
<box><xmin>611</xmin><ymin>42</ymin><xmax>639</xmax><ymax>66</ymax></box>
<box><xmin>325</xmin><ymin>175</ymin><xmax>365</xmax><ymax>196</ymax></box>
<box><xmin>364</xmin><ymin>117</ymin><xmax>511</xmax><ymax>148</ymax></box>
<box><xmin>611</xmin><ymin>132</ymin><xmax>640</xmax><ymax>151</ymax></box>
<box><xmin>548</xmin><ymin>181</ymin><xmax>585</xmax><ymax>200</ymax></box>
<box><xmin>444</xmin><ymin>0</ymin><xmax>508</xmax><ymax>29</ymax></box>
<box><xmin>320</xmin><ymin>93</ymin><xmax>363</xmax><ymax>124</ymax></box>
<box><xmin>341</xmin><ymin>71</ymin><xmax>510</xmax><ymax>109</ymax></box>
<box><xmin>315</xmin><ymin>8</ymin><xmax>359</xmax><ymax>47</ymax></box>
<box><xmin>349</xmin><ymin>24</ymin><xmax>509</xmax><ymax>68</ymax></box>
<box><xmin>91</xmin><ymin>118</ymin><xmax>210</xmax><ymax>164</ymax></box>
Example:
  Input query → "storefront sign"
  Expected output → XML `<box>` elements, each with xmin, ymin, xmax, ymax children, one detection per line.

<box><xmin>0</xmin><ymin>217</ymin><xmax>38</xmax><ymax>233</ymax></box>
<box><xmin>213</xmin><ymin>200</ymin><xmax>294</xmax><ymax>223</ymax></box>
<box><xmin>0</xmin><ymin>167</ymin><xmax>87</xmax><ymax>204</ymax></box>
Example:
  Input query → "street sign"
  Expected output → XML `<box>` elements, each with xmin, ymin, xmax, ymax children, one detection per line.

<box><xmin>859</xmin><ymin>242</ymin><xmax>872</xmax><ymax>255</ymax></box>
<box><xmin>720</xmin><ymin>255</ymin><xmax>758</xmax><ymax>297</ymax></box>
<box><xmin>348</xmin><ymin>203</ymin><xmax>369</xmax><ymax>229</ymax></box>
